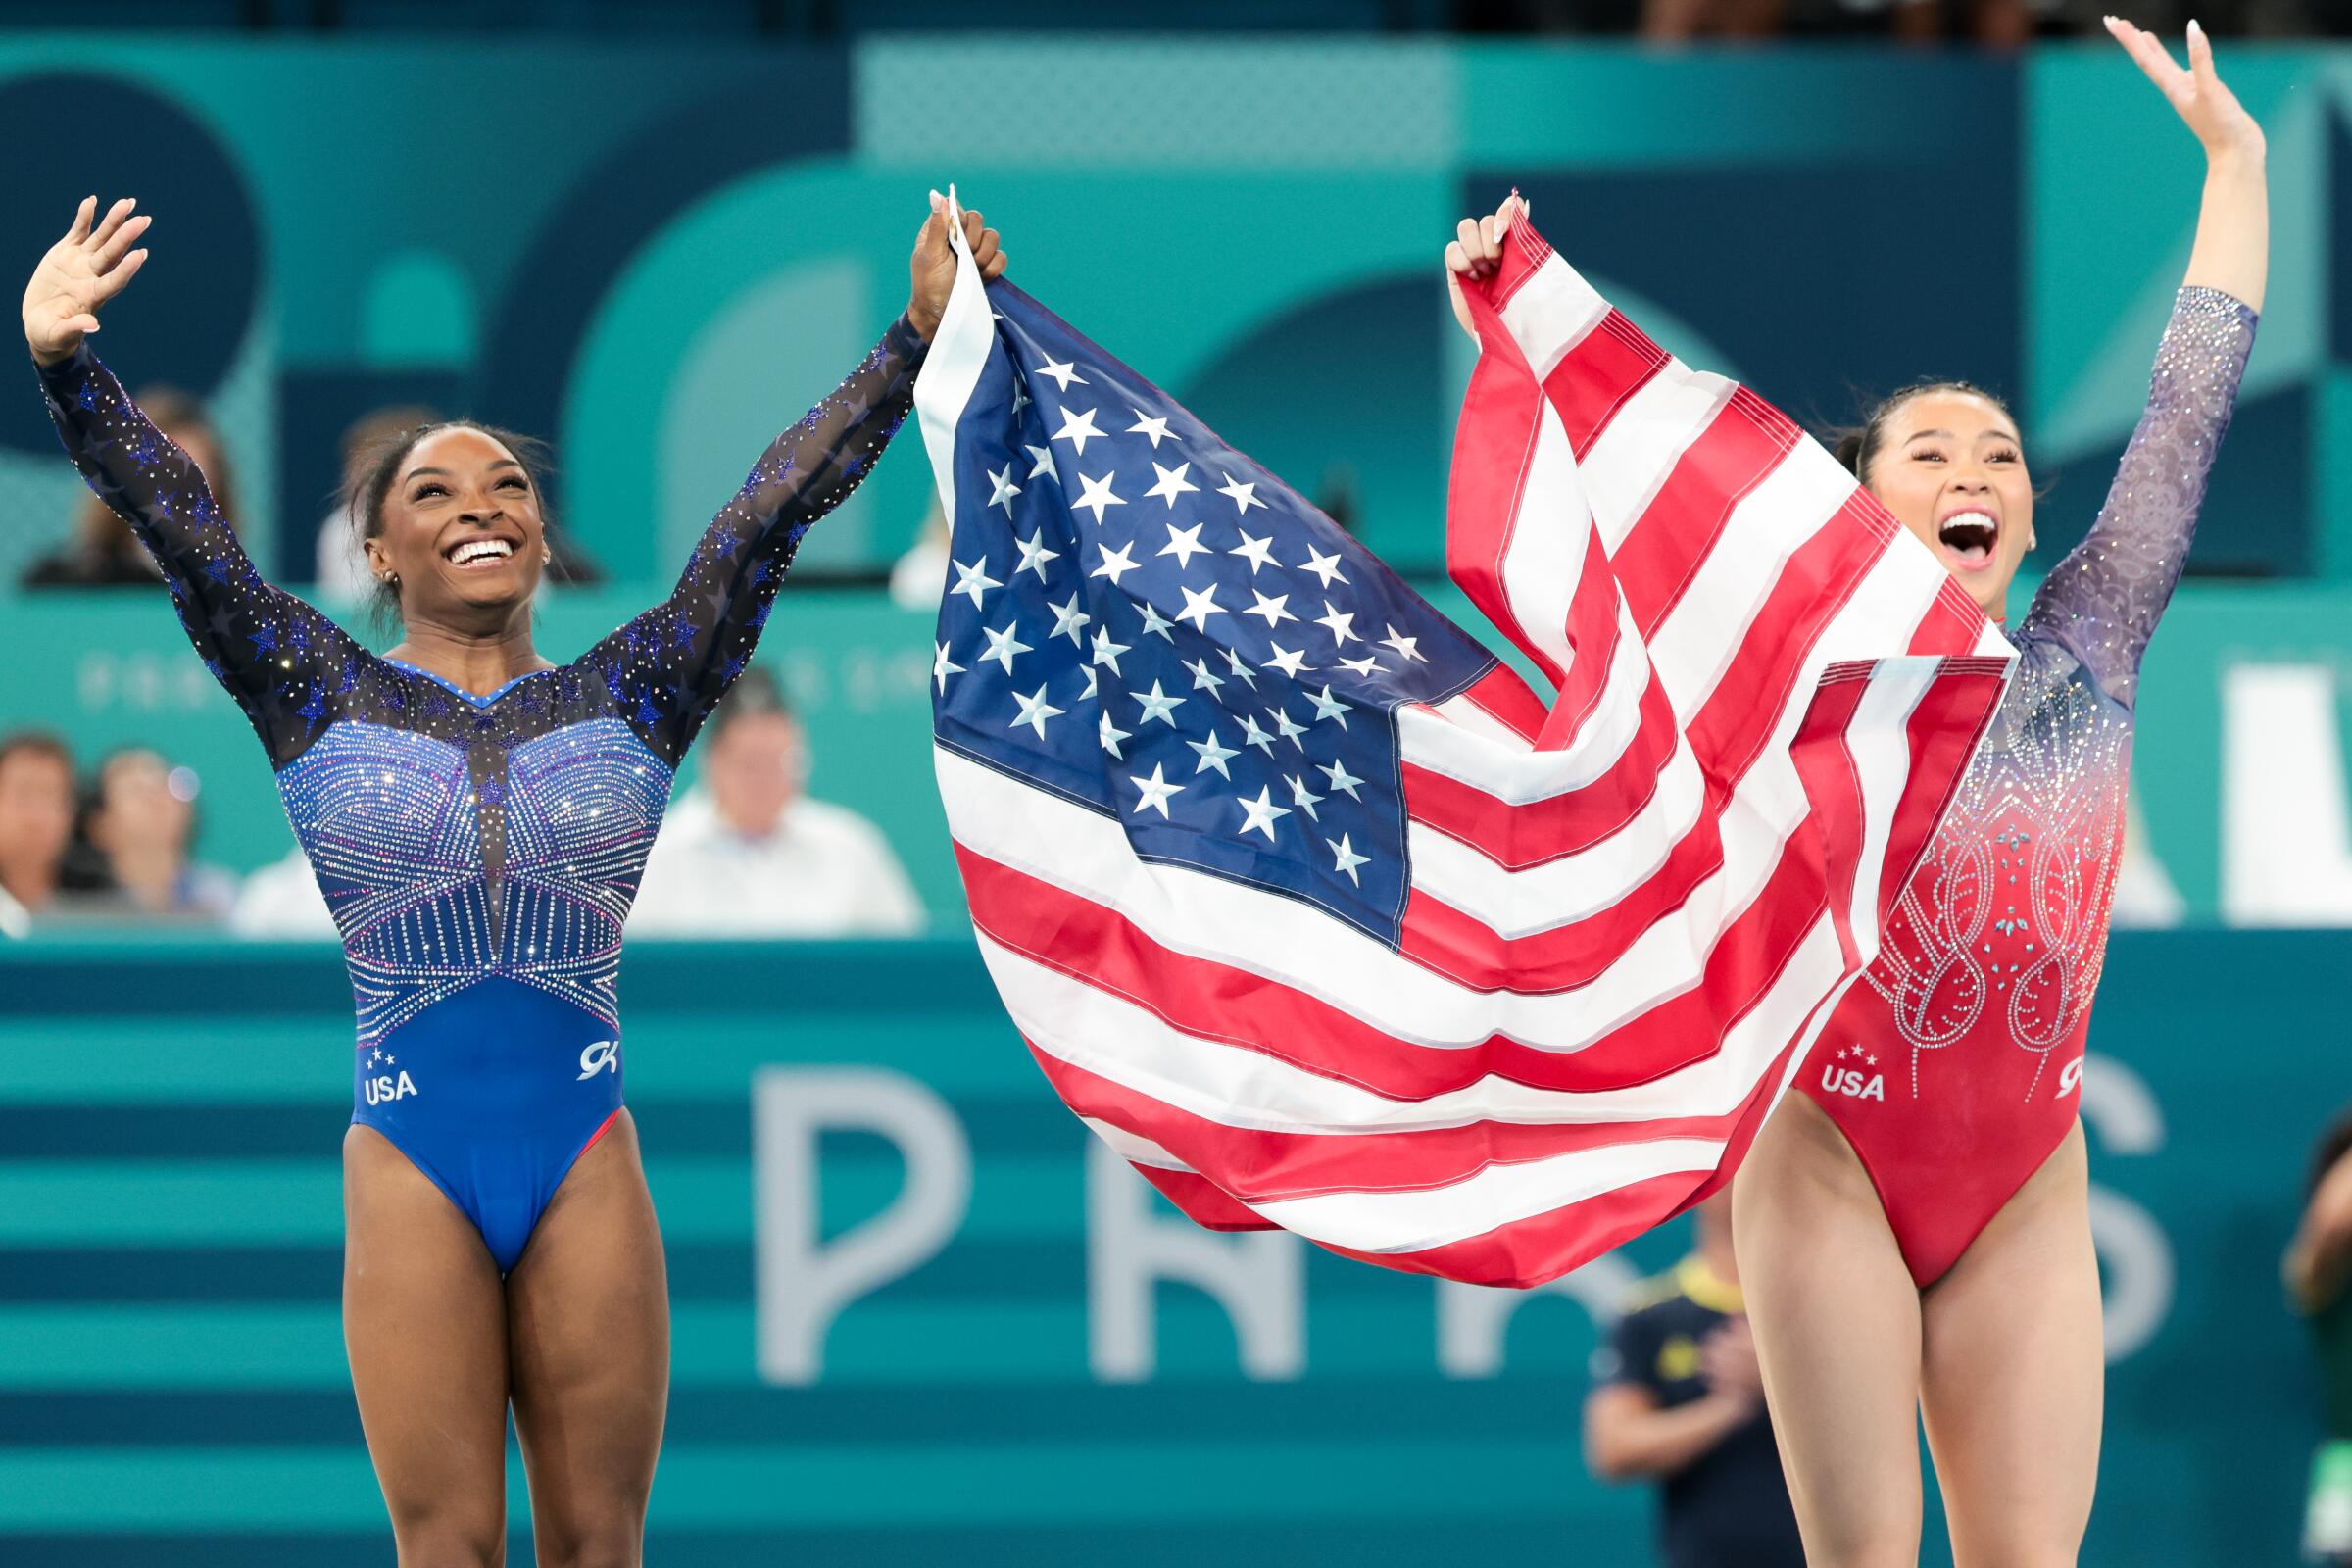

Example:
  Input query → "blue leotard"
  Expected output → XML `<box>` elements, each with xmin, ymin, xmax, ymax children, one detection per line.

<box><xmin>38</xmin><ymin>318</ymin><xmax>927</xmax><ymax>1271</ymax></box>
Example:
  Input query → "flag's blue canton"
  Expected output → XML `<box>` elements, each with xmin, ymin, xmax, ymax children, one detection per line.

<box><xmin>932</xmin><ymin>284</ymin><xmax>1497</xmax><ymax>946</ymax></box>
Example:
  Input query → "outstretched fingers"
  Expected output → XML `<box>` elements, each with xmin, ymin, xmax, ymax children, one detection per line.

<box><xmin>90</xmin><ymin>211</ymin><xmax>151</xmax><ymax>272</ymax></box>
<box><xmin>93</xmin><ymin>247</ymin><xmax>148</xmax><ymax>304</ymax></box>
<box><xmin>84</xmin><ymin>197</ymin><xmax>139</xmax><ymax>256</ymax></box>
<box><xmin>63</xmin><ymin>195</ymin><xmax>97</xmax><ymax>246</ymax></box>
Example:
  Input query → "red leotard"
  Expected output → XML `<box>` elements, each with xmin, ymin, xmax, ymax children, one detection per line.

<box><xmin>1796</xmin><ymin>286</ymin><xmax>2257</xmax><ymax>1286</ymax></box>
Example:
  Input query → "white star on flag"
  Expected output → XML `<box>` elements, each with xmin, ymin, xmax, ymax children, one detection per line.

<box><xmin>1128</xmin><ymin>411</ymin><xmax>1173</xmax><ymax>447</ymax></box>
<box><xmin>1090</xmin><ymin>625</ymin><xmax>1132</xmax><ymax>674</ymax></box>
<box><xmin>1098</xmin><ymin>710</ymin><xmax>1133</xmax><ymax>759</ymax></box>
<box><xmin>1314</xmin><ymin>603</ymin><xmax>1358</xmax><ymax>645</ymax></box>
<box><xmin>1307</xmin><ymin>686</ymin><xmax>1349</xmax><ymax>727</ymax></box>
<box><xmin>1238</xmin><ymin>785</ymin><xmax>1291</xmax><ymax>842</ymax></box>
<box><xmin>1299</xmin><ymin>546</ymin><xmax>1348</xmax><ymax>588</ymax></box>
<box><xmin>1229</xmin><ymin>530</ymin><xmax>1278</xmax><ymax>574</ymax></box>
<box><xmin>1237</xmin><ymin>713</ymin><xmax>1275</xmax><ymax>754</ymax></box>
<box><xmin>1037</xmin><ymin>356</ymin><xmax>1087</xmax><ymax>392</ymax></box>
<box><xmin>1182</xmin><ymin>654</ymin><xmax>1225</xmax><ymax>692</ymax></box>
<box><xmin>1243</xmin><ymin>589</ymin><xmax>1297</xmax><ymax>628</ymax></box>
<box><xmin>1176</xmin><ymin>583</ymin><xmax>1225</xmax><ymax>632</ymax></box>
<box><xmin>1136</xmin><ymin>602</ymin><xmax>1175</xmax><ymax>640</ymax></box>
<box><xmin>1073</xmin><ymin>471</ymin><xmax>1125</xmax><ymax>523</ymax></box>
<box><xmin>1090</xmin><ymin>540</ymin><xmax>1140</xmax><ymax>585</ymax></box>
<box><xmin>1145</xmin><ymin>461</ymin><xmax>1198</xmax><ymax>507</ymax></box>
<box><xmin>1318</xmin><ymin>758</ymin><xmax>1365</xmax><ymax>800</ymax></box>
<box><xmin>1009</xmin><ymin>685</ymin><xmax>1064</xmax><ymax>739</ymax></box>
<box><xmin>1285</xmin><ymin>772</ymin><xmax>1324</xmax><ymax>820</ymax></box>
<box><xmin>1326</xmin><ymin>832</ymin><xmax>1369</xmax><ymax>884</ymax></box>
<box><xmin>1380</xmin><ymin>624</ymin><xmax>1427</xmax><ymax>662</ymax></box>
<box><xmin>1013</xmin><ymin>530</ymin><xmax>1058</xmax><ymax>580</ymax></box>
<box><xmin>980</xmin><ymin>621</ymin><xmax>1032</xmax><ymax>674</ymax></box>
<box><xmin>951</xmin><ymin>556</ymin><xmax>1001</xmax><ymax>609</ymax></box>
<box><xmin>1047</xmin><ymin>594</ymin><xmax>1091</xmax><ymax>646</ymax></box>
<box><xmin>1025</xmin><ymin>443</ymin><xmax>1059</xmax><ymax>484</ymax></box>
<box><xmin>987</xmin><ymin>464</ymin><xmax>1021</xmax><ymax>516</ymax></box>
<box><xmin>932</xmin><ymin>641</ymin><xmax>963</xmax><ymax>694</ymax></box>
<box><xmin>1129</xmin><ymin>763</ymin><xmax>1184</xmax><ymax>817</ymax></box>
<box><xmin>1133</xmin><ymin>680</ymin><xmax>1185</xmax><ymax>726</ymax></box>
<box><xmin>1264</xmin><ymin>643</ymin><xmax>1312</xmax><ymax>679</ymax></box>
<box><xmin>1188</xmin><ymin>729</ymin><xmax>1241</xmax><ymax>780</ymax></box>
<box><xmin>1053</xmin><ymin>406</ymin><xmax>1105</xmax><ymax>455</ymax></box>
<box><xmin>1218</xmin><ymin>473</ymin><xmax>1266</xmax><ymax>514</ymax></box>
<box><xmin>1159</xmin><ymin>521</ymin><xmax>1209</xmax><ymax>569</ymax></box>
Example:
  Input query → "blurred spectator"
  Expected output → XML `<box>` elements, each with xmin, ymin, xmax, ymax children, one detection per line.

<box><xmin>62</xmin><ymin>748</ymin><xmax>236</xmax><ymax>922</ymax></box>
<box><xmin>230</xmin><ymin>844</ymin><xmax>340</xmax><ymax>940</ymax></box>
<box><xmin>1585</xmin><ymin>1192</ymin><xmax>1804</xmax><ymax>1568</ymax></box>
<box><xmin>20</xmin><ymin>387</ymin><xmax>236</xmax><ymax>588</ymax></box>
<box><xmin>1642</xmin><ymin>0</ymin><xmax>1788</xmax><ymax>39</ymax></box>
<box><xmin>2289</xmin><ymin>1112</ymin><xmax>2352</xmax><ymax>1566</ymax></box>
<box><xmin>891</xmin><ymin>498</ymin><xmax>953</xmax><ymax>612</ymax></box>
<box><xmin>1885</xmin><ymin>0</ymin><xmax>2034</xmax><ymax>44</ymax></box>
<box><xmin>631</xmin><ymin>668</ymin><xmax>924</xmax><ymax>937</ymax></box>
<box><xmin>0</xmin><ymin>731</ymin><xmax>76</xmax><ymax>928</ymax></box>
<box><xmin>316</xmin><ymin>404</ymin><xmax>442</xmax><ymax>603</ymax></box>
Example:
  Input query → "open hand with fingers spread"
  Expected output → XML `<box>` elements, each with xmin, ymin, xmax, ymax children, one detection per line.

<box><xmin>2105</xmin><ymin>15</ymin><xmax>2265</xmax><ymax>168</ymax></box>
<box><xmin>24</xmin><ymin>196</ymin><xmax>151</xmax><ymax>367</ymax></box>
<box><xmin>907</xmin><ymin>190</ymin><xmax>1005</xmax><ymax>343</ymax></box>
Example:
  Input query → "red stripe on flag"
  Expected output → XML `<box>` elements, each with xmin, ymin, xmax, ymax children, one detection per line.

<box><xmin>1037</xmin><ymin>1048</ymin><xmax>1758</xmax><ymax>1204</ymax></box>
<box><xmin>1610</xmin><ymin>387</ymin><xmax>1801</xmax><ymax>639</ymax></box>
<box><xmin>1544</xmin><ymin>311</ymin><xmax>1668</xmax><ymax>460</ymax></box>
<box><xmin>1446</xmin><ymin>286</ymin><xmax>1570</xmax><ymax>692</ymax></box>
<box><xmin>957</xmin><ymin>842</ymin><xmax>1805</xmax><ymax>1098</ymax></box>
<box><xmin>1319</xmin><ymin>1170</ymin><xmax>1712</xmax><ymax>1291</ymax></box>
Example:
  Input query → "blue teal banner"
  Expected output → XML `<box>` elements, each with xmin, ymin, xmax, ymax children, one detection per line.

<box><xmin>0</xmin><ymin>931</ymin><xmax>2334</xmax><ymax>1564</ymax></box>
<box><xmin>2</xmin><ymin>38</ymin><xmax>2345</xmax><ymax>588</ymax></box>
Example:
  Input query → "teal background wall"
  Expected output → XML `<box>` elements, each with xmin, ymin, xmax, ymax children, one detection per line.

<box><xmin>0</xmin><ymin>932</ymin><xmax>2336</xmax><ymax>1564</ymax></box>
<box><xmin>2</xmin><ymin>31</ymin><xmax>2348</xmax><ymax>1566</ymax></box>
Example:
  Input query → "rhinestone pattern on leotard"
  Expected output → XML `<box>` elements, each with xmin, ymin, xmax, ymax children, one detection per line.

<box><xmin>38</xmin><ymin>321</ymin><xmax>926</xmax><ymax>1049</ymax></box>
<box><xmin>1858</xmin><ymin>286</ymin><xmax>2256</xmax><ymax>1100</ymax></box>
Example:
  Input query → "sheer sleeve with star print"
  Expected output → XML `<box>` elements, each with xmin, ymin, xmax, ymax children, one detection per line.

<box><xmin>36</xmin><ymin>345</ymin><xmax>359</xmax><ymax>766</ymax></box>
<box><xmin>582</xmin><ymin>314</ymin><xmax>928</xmax><ymax>766</ymax></box>
<box><xmin>2016</xmin><ymin>285</ymin><xmax>2256</xmax><ymax>710</ymax></box>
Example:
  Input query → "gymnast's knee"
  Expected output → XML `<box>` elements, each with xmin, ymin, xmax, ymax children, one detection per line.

<box><xmin>392</xmin><ymin>1523</ymin><xmax>506</xmax><ymax>1568</ymax></box>
<box><xmin>533</xmin><ymin>1517</ymin><xmax>646</xmax><ymax>1568</ymax></box>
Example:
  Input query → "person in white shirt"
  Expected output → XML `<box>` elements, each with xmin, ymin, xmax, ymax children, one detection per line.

<box><xmin>630</xmin><ymin>669</ymin><xmax>924</xmax><ymax>938</ymax></box>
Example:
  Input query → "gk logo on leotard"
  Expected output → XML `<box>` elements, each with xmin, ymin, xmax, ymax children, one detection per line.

<box><xmin>2057</xmin><ymin>1056</ymin><xmax>2084</xmax><ymax>1097</ymax></box>
<box><xmin>578</xmin><ymin>1040</ymin><xmax>619</xmax><ymax>1081</ymax></box>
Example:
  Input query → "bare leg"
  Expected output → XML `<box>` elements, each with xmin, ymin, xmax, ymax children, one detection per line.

<box><xmin>1734</xmin><ymin>1091</ymin><xmax>1926</xmax><ymax>1568</ymax></box>
<box><xmin>506</xmin><ymin>1112</ymin><xmax>671</xmax><ymax>1568</ymax></box>
<box><xmin>344</xmin><ymin>1125</ymin><xmax>512</xmax><ymax>1568</ymax></box>
<box><xmin>1920</xmin><ymin>1122</ymin><xmax>2102</xmax><ymax>1568</ymax></box>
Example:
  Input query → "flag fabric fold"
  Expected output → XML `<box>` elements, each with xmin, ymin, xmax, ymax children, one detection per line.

<box><xmin>913</xmin><ymin>208</ymin><xmax>2012</xmax><ymax>1288</ymax></box>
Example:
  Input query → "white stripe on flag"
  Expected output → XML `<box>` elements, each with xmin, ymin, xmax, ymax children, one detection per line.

<box><xmin>1246</xmin><ymin>1137</ymin><xmax>1726</xmax><ymax>1255</ymax></box>
<box><xmin>982</xmin><ymin>915</ymin><xmax>1850</xmax><ymax>1135</ymax></box>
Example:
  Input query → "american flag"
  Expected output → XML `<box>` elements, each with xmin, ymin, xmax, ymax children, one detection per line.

<box><xmin>912</xmin><ymin>210</ymin><xmax>2012</xmax><ymax>1288</ymax></box>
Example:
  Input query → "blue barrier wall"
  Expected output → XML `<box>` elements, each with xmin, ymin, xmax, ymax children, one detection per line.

<box><xmin>0</xmin><ymin>930</ymin><xmax>2334</xmax><ymax>1564</ymax></box>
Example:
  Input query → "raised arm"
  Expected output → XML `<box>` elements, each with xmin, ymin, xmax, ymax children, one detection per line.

<box><xmin>25</xmin><ymin>198</ymin><xmax>351</xmax><ymax>763</ymax></box>
<box><xmin>2022</xmin><ymin>22</ymin><xmax>2265</xmax><ymax>706</ymax></box>
<box><xmin>593</xmin><ymin>194</ymin><xmax>1007</xmax><ymax>764</ymax></box>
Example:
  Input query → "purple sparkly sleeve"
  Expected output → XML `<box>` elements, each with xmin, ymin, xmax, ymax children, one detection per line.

<box><xmin>36</xmin><ymin>346</ymin><xmax>355</xmax><ymax>764</ymax></box>
<box><xmin>2017</xmin><ymin>285</ymin><xmax>2257</xmax><ymax>709</ymax></box>
<box><xmin>585</xmin><ymin>316</ymin><xmax>928</xmax><ymax>764</ymax></box>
